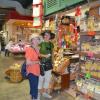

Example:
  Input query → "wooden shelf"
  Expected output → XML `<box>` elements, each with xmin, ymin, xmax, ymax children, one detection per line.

<box><xmin>79</xmin><ymin>31</ymin><xmax>100</xmax><ymax>35</ymax></box>
<box><xmin>79</xmin><ymin>51</ymin><xmax>100</xmax><ymax>59</ymax></box>
<box><xmin>79</xmin><ymin>73</ymin><xmax>100</xmax><ymax>81</ymax></box>
<box><xmin>69</xmin><ymin>51</ymin><xmax>100</xmax><ymax>59</ymax></box>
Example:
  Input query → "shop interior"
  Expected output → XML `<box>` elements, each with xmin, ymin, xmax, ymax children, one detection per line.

<box><xmin>0</xmin><ymin>0</ymin><xmax>100</xmax><ymax>100</ymax></box>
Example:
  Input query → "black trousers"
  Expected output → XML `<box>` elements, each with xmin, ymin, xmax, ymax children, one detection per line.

<box><xmin>5</xmin><ymin>49</ymin><xmax>10</xmax><ymax>56</ymax></box>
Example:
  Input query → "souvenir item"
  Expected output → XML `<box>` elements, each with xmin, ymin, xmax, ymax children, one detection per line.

<box><xmin>61</xmin><ymin>16</ymin><xmax>70</xmax><ymax>25</ymax></box>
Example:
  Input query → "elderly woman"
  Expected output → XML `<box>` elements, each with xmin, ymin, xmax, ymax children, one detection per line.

<box><xmin>25</xmin><ymin>34</ymin><xmax>40</xmax><ymax>100</ymax></box>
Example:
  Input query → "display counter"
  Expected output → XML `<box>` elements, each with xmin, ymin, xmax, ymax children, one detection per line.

<box><xmin>9</xmin><ymin>43</ymin><xmax>30</xmax><ymax>56</ymax></box>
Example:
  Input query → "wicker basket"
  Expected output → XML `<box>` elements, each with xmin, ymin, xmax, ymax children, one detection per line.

<box><xmin>9</xmin><ymin>69</ymin><xmax>22</xmax><ymax>83</ymax></box>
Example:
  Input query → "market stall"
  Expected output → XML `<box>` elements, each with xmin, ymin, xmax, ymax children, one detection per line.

<box><xmin>42</xmin><ymin>2</ymin><xmax>100</xmax><ymax>100</ymax></box>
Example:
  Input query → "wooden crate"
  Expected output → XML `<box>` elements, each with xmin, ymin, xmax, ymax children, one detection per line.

<box><xmin>51</xmin><ymin>72</ymin><xmax>70</xmax><ymax>91</ymax></box>
<box><xmin>61</xmin><ymin>73</ymin><xmax>70</xmax><ymax>90</ymax></box>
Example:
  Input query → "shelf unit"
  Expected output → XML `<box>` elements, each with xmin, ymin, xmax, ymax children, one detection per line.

<box><xmin>76</xmin><ymin>31</ymin><xmax>100</xmax><ymax>100</ymax></box>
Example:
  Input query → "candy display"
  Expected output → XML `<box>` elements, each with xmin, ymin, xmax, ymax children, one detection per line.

<box><xmin>80</xmin><ymin>16</ymin><xmax>100</xmax><ymax>33</ymax></box>
<box><xmin>87</xmin><ymin>16</ymin><xmax>95</xmax><ymax>32</ymax></box>
<box><xmin>80</xmin><ymin>34</ymin><xmax>100</xmax><ymax>79</ymax></box>
<box><xmin>80</xmin><ymin>60</ymin><xmax>100</xmax><ymax>79</ymax></box>
<box><xmin>81</xmin><ymin>42</ymin><xmax>100</xmax><ymax>54</ymax></box>
<box><xmin>76</xmin><ymin>31</ymin><xmax>100</xmax><ymax>100</ymax></box>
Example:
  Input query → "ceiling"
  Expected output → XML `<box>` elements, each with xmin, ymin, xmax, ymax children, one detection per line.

<box><xmin>12</xmin><ymin>0</ymin><xmax>33</xmax><ymax>8</ymax></box>
<box><xmin>0</xmin><ymin>0</ymin><xmax>33</xmax><ymax>30</ymax></box>
<box><xmin>0</xmin><ymin>0</ymin><xmax>99</xmax><ymax>31</ymax></box>
<box><xmin>0</xmin><ymin>8</ymin><xmax>12</xmax><ymax>30</ymax></box>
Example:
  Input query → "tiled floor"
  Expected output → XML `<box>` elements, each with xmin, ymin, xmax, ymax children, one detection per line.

<box><xmin>0</xmin><ymin>53</ymin><xmax>75</xmax><ymax>100</ymax></box>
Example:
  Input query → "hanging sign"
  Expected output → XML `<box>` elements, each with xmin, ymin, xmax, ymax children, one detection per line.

<box><xmin>32</xmin><ymin>0</ymin><xmax>43</xmax><ymax>27</ymax></box>
<box><xmin>75</xmin><ymin>6</ymin><xmax>82</xmax><ymax>26</ymax></box>
<box><xmin>33</xmin><ymin>0</ymin><xmax>42</xmax><ymax>5</ymax></box>
<box><xmin>32</xmin><ymin>5</ymin><xmax>43</xmax><ymax>17</ymax></box>
<box><xmin>33</xmin><ymin>17</ymin><xmax>42</xmax><ymax>27</ymax></box>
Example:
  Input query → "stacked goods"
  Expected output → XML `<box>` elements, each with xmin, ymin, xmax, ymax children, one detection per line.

<box><xmin>70</xmin><ymin>62</ymin><xmax>79</xmax><ymax>80</ymax></box>
<box><xmin>76</xmin><ymin>78</ymin><xmax>100</xmax><ymax>100</ymax></box>
<box><xmin>53</xmin><ymin>57</ymin><xmax>70</xmax><ymax>74</ymax></box>
<box><xmin>53</xmin><ymin>48</ymin><xmax>70</xmax><ymax>74</ymax></box>
<box><xmin>81</xmin><ymin>42</ymin><xmax>100</xmax><ymax>54</ymax></box>
<box><xmin>81</xmin><ymin>60</ymin><xmax>100</xmax><ymax>79</ymax></box>
<box><xmin>5</xmin><ymin>63</ymin><xmax>22</xmax><ymax>83</ymax></box>
<box><xmin>50</xmin><ymin>48</ymin><xmax>70</xmax><ymax>91</ymax></box>
<box><xmin>50</xmin><ymin>74</ymin><xmax>61</xmax><ymax>91</ymax></box>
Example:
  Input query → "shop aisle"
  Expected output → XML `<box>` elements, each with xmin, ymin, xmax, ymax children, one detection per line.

<box><xmin>0</xmin><ymin>53</ymin><xmax>74</xmax><ymax>100</ymax></box>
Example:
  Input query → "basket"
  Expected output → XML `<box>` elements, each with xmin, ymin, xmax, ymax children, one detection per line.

<box><xmin>9</xmin><ymin>69</ymin><xmax>22</xmax><ymax>83</ymax></box>
<box><xmin>5</xmin><ymin>69</ymin><xmax>12</xmax><ymax>77</ymax></box>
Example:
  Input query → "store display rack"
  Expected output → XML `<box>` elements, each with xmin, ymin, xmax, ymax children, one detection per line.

<box><xmin>76</xmin><ymin>32</ymin><xmax>100</xmax><ymax>100</ymax></box>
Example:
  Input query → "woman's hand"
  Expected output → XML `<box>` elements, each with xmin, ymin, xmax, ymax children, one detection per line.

<box><xmin>40</xmin><ymin>54</ymin><xmax>51</xmax><ymax>58</ymax></box>
<box><xmin>45</xmin><ymin>54</ymin><xmax>51</xmax><ymax>58</ymax></box>
<box><xmin>26</xmin><ymin>60</ymin><xmax>33</xmax><ymax>66</ymax></box>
